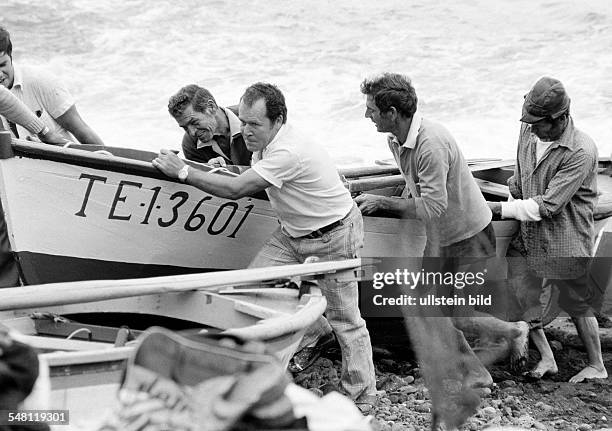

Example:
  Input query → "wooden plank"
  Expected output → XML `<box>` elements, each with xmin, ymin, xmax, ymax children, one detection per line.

<box><xmin>0</xmin><ymin>259</ymin><xmax>361</xmax><ymax>311</ymax></box>
<box><xmin>347</xmin><ymin>175</ymin><xmax>405</xmax><ymax>193</ymax></box>
<box><xmin>339</xmin><ymin>165</ymin><xmax>401</xmax><ymax>178</ymax></box>
<box><xmin>474</xmin><ymin>179</ymin><xmax>510</xmax><ymax>198</ymax></box>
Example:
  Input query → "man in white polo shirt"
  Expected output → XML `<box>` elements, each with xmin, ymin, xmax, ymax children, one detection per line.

<box><xmin>153</xmin><ymin>82</ymin><xmax>377</xmax><ymax>405</ymax></box>
<box><xmin>0</xmin><ymin>26</ymin><xmax>104</xmax><ymax>146</ymax></box>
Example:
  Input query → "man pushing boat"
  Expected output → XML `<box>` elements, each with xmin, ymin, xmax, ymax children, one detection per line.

<box><xmin>0</xmin><ymin>26</ymin><xmax>105</xmax><ymax>147</ymax></box>
<box><xmin>487</xmin><ymin>77</ymin><xmax>608</xmax><ymax>383</ymax></box>
<box><xmin>0</xmin><ymin>86</ymin><xmax>67</xmax><ymax>145</ymax></box>
<box><xmin>153</xmin><ymin>82</ymin><xmax>378</xmax><ymax>408</ymax></box>
<box><xmin>356</xmin><ymin>72</ymin><xmax>531</xmax><ymax>428</ymax></box>
<box><xmin>168</xmin><ymin>84</ymin><xmax>252</xmax><ymax>167</ymax></box>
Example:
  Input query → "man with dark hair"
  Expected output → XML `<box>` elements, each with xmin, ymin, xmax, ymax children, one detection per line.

<box><xmin>168</xmin><ymin>84</ymin><xmax>251</xmax><ymax>166</ymax></box>
<box><xmin>357</xmin><ymin>72</ymin><xmax>530</xmax><ymax>428</ymax></box>
<box><xmin>488</xmin><ymin>77</ymin><xmax>607</xmax><ymax>383</ymax></box>
<box><xmin>0</xmin><ymin>26</ymin><xmax>104</xmax><ymax>146</ymax></box>
<box><xmin>153</xmin><ymin>82</ymin><xmax>377</xmax><ymax>406</ymax></box>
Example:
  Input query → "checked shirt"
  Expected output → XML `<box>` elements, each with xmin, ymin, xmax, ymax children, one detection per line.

<box><xmin>507</xmin><ymin>119</ymin><xmax>598</xmax><ymax>278</ymax></box>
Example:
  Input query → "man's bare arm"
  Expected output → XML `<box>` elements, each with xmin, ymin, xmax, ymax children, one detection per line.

<box><xmin>55</xmin><ymin>105</ymin><xmax>105</xmax><ymax>146</ymax></box>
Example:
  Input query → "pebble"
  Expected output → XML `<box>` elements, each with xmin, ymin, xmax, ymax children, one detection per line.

<box><xmin>499</xmin><ymin>379</ymin><xmax>517</xmax><ymax>388</ymax></box>
<box><xmin>501</xmin><ymin>386</ymin><xmax>524</xmax><ymax>396</ymax></box>
<box><xmin>533</xmin><ymin>420</ymin><xmax>547</xmax><ymax>430</ymax></box>
<box><xmin>577</xmin><ymin>425</ymin><xmax>592</xmax><ymax>431</ymax></box>
<box><xmin>415</xmin><ymin>403</ymin><xmax>431</xmax><ymax>413</ymax></box>
<box><xmin>358</xmin><ymin>404</ymin><xmax>373</xmax><ymax>414</ymax></box>
<box><xmin>481</xmin><ymin>406</ymin><xmax>497</xmax><ymax>419</ymax></box>
<box><xmin>534</xmin><ymin>401</ymin><xmax>554</xmax><ymax>411</ymax></box>
<box><xmin>398</xmin><ymin>385</ymin><xmax>418</xmax><ymax>394</ymax></box>
<box><xmin>516</xmin><ymin>414</ymin><xmax>536</xmax><ymax>428</ymax></box>
<box><xmin>550</xmin><ymin>340</ymin><xmax>563</xmax><ymax>351</ymax></box>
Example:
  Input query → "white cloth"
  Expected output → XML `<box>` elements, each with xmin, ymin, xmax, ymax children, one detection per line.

<box><xmin>284</xmin><ymin>384</ymin><xmax>372</xmax><ymax>431</ymax></box>
<box><xmin>1</xmin><ymin>63</ymin><xmax>74</xmax><ymax>141</ymax></box>
<box><xmin>501</xmin><ymin>197</ymin><xmax>542</xmax><ymax>221</ymax></box>
<box><xmin>501</xmin><ymin>134</ymin><xmax>554</xmax><ymax>222</ymax></box>
<box><xmin>251</xmin><ymin>123</ymin><xmax>353</xmax><ymax>237</ymax></box>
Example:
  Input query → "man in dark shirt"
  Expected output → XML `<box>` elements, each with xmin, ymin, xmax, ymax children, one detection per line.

<box><xmin>168</xmin><ymin>85</ymin><xmax>251</xmax><ymax>167</ymax></box>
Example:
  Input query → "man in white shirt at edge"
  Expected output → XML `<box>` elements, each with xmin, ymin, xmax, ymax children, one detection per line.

<box><xmin>152</xmin><ymin>82</ymin><xmax>377</xmax><ymax>406</ymax></box>
<box><xmin>0</xmin><ymin>26</ymin><xmax>104</xmax><ymax>146</ymax></box>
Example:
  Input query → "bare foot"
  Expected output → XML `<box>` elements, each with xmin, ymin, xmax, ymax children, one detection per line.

<box><xmin>509</xmin><ymin>321</ymin><xmax>530</xmax><ymax>372</ymax></box>
<box><xmin>524</xmin><ymin>359</ymin><xmax>558</xmax><ymax>379</ymax></box>
<box><xmin>568</xmin><ymin>365</ymin><xmax>608</xmax><ymax>383</ymax></box>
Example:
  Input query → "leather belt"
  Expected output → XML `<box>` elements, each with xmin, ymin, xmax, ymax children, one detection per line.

<box><xmin>300</xmin><ymin>219</ymin><xmax>343</xmax><ymax>239</ymax></box>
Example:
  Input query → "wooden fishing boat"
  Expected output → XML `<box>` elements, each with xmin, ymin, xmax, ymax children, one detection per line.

<box><xmin>0</xmin><ymin>134</ymin><xmax>424</xmax><ymax>286</ymax></box>
<box><xmin>360</xmin><ymin>157</ymin><xmax>612</xmax><ymax>323</ymax></box>
<box><xmin>0</xmin><ymin>134</ymin><xmax>609</xmax><ymax>315</ymax></box>
<box><xmin>0</xmin><ymin>259</ymin><xmax>361</xmax><ymax>429</ymax></box>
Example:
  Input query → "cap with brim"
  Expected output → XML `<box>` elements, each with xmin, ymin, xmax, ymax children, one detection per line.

<box><xmin>520</xmin><ymin>77</ymin><xmax>570</xmax><ymax>124</ymax></box>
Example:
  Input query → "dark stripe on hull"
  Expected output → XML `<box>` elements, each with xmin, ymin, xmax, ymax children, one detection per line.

<box><xmin>15</xmin><ymin>251</ymin><xmax>217</xmax><ymax>285</ymax></box>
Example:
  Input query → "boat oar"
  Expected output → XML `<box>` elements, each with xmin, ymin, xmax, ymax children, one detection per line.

<box><xmin>0</xmin><ymin>259</ymin><xmax>361</xmax><ymax>311</ymax></box>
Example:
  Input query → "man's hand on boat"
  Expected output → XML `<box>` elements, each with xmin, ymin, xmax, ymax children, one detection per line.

<box><xmin>207</xmin><ymin>156</ymin><xmax>227</xmax><ymax>167</ymax></box>
<box><xmin>152</xmin><ymin>148</ymin><xmax>185</xmax><ymax>179</ymax></box>
<box><xmin>487</xmin><ymin>201</ymin><xmax>502</xmax><ymax>217</ymax></box>
<box><xmin>27</xmin><ymin>128</ymin><xmax>72</xmax><ymax>146</ymax></box>
<box><xmin>354</xmin><ymin>193</ymin><xmax>383</xmax><ymax>215</ymax></box>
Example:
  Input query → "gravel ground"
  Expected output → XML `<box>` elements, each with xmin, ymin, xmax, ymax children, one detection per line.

<box><xmin>292</xmin><ymin>318</ymin><xmax>611</xmax><ymax>431</ymax></box>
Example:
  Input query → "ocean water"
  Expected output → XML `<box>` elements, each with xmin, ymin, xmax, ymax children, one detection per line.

<box><xmin>2</xmin><ymin>0</ymin><xmax>611</xmax><ymax>166</ymax></box>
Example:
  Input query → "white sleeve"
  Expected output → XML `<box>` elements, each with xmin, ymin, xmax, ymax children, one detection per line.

<box><xmin>501</xmin><ymin>198</ymin><xmax>542</xmax><ymax>221</ymax></box>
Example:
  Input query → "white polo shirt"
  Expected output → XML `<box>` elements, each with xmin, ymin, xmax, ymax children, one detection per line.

<box><xmin>251</xmin><ymin>123</ymin><xmax>353</xmax><ymax>237</ymax></box>
<box><xmin>1</xmin><ymin>63</ymin><xmax>75</xmax><ymax>141</ymax></box>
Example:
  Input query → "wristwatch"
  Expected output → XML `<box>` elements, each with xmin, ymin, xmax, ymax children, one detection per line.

<box><xmin>177</xmin><ymin>165</ymin><xmax>190</xmax><ymax>182</ymax></box>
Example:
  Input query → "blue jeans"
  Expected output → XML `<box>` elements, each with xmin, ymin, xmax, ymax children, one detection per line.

<box><xmin>249</xmin><ymin>204</ymin><xmax>376</xmax><ymax>400</ymax></box>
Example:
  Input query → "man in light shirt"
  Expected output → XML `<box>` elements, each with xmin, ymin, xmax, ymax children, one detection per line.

<box><xmin>168</xmin><ymin>84</ymin><xmax>251</xmax><ymax>167</ymax></box>
<box><xmin>357</xmin><ymin>72</ymin><xmax>530</xmax><ymax>428</ymax></box>
<box><xmin>488</xmin><ymin>77</ymin><xmax>607</xmax><ymax>383</ymax></box>
<box><xmin>153</xmin><ymin>82</ymin><xmax>377</xmax><ymax>407</ymax></box>
<box><xmin>0</xmin><ymin>26</ymin><xmax>104</xmax><ymax>146</ymax></box>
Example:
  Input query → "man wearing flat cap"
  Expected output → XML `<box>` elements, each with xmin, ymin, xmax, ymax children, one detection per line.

<box><xmin>489</xmin><ymin>77</ymin><xmax>608</xmax><ymax>383</ymax></box>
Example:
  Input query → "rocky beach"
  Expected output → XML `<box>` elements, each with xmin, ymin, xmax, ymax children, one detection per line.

<box><xmin>294</xmin><ymin>317</ymin><xmax>612</xmax><ymax>430</ymax></box>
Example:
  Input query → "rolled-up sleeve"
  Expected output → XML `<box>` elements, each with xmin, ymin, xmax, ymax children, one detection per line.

<box><xmin>532</xmin><ymin>150</ymin><xmax>594</xmax><ymax>218</ymax></box>
<box><xmin>0</xmin><ymin>86</ymin><xmax>45</xmax><ymax>134</ymax></box>
<box><xmin>414</xmin><ymin>146</ymin><xmax>449</xmax><ymax>220</ymax></box>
